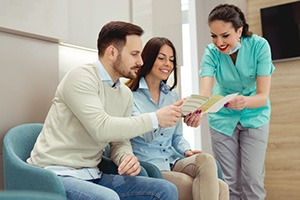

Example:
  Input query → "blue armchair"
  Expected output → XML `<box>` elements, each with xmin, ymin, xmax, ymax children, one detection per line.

<box><xmin>3</xmin><ymin>123</ymin><xmax>67</xmax><ymax>199</ymax></box>
<box><xmin>2</xmin><ymin>123</ymin><xmax>158</xmax><ymax>199</ymax></box>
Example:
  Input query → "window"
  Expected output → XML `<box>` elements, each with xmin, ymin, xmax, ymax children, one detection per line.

<box><xmin>181</xmin><ymin>0</ymin><xmax>201</xmax><ymax>150</ymax></box>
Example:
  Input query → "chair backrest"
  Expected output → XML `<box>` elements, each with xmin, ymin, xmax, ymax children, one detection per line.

<box><xmin>3</xmin><ymin>123</ymin><xmax>66</xmax><ymax>198</ymax></box>
<box><xmin>4</xmin><ymin>123</ymin><xmax>42</xmax><ymax>162</ymax></box>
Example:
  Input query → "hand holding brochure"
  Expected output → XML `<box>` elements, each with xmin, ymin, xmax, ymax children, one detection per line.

<box><xmin>180</xmin><ymin>93</ymin><xmax>238</xmax><ymax>116</ymax></box>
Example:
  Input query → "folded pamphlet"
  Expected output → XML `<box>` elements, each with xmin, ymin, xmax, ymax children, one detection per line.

<box><xmin>180</xmin><ymin>93</ymin><xmax>238</xmax><ymax>116</ymax></box>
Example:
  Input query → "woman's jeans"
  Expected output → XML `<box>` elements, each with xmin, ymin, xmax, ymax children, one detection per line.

<box><xmin>59</xmin><ymin>173</ymin><xmax>178</xmax><ymax>200</ymax></box>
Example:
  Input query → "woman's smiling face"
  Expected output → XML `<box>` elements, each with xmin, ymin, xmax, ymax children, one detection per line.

<box><xmin>209</xmin><ymin>20</ymin><xmax>242</xmax><ymax>54</ymax></box>
<box><xmin>148</xmin><ymin>44</ymin><xmax>174</xmax><ymax>82</ymax></box>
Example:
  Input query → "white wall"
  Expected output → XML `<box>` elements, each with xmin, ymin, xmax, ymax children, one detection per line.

<box><xmin>0</xmin><ymin>0</ymin><xmax>68</xmax><ymax>41</ymax></box>
<box><xmin>132</xmin><ymin>0</ymin><xmax>183</xmax><ymax>65</ymax></box>
<box><xmin>60</xmin><ymin>0</ymin><xmax>183</xmax><ymax>80</ymax></box>
<box><xmin>67</xmin><ymin>0</ymin><xmax>131</xmax><ymax>49</ymax></box>
<box><xmin>59</xmin><ymin>45</ymin><xmax>98</xmax><ymax>81</ymax></box>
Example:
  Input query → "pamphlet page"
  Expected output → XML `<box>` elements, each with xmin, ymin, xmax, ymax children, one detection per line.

<box><xmin>181</xmin><ymin>93</ymin><xmax>238</xmax><ymax>116</ymax></box>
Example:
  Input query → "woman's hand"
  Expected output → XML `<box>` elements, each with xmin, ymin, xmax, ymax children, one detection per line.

<box><xmin>184</xmin><ymin>149</ymin><xmax>202</xmax><ymax>157</ymax></box>
<box><xmin>183</xmin><ymin>110</ymin><xmax>202</xmax><ymax>127</ymax></box>
<box><xmin>225</xmin><ymin>95</ymin><xmax>246</xmax><ymax>110</ymax></box>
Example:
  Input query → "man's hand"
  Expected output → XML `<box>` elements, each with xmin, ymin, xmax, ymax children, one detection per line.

<box><xmin>118</xmin><ymin>154</ymin><xmax>141</xmax><ymax>176</ymax></box>
<box><xmin>155</xmin><ymin>99</ymin><xmax>183</xmax><ymax>127</ymax></box>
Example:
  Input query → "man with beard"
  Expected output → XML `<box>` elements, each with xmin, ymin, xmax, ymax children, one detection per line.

<box><xmin>27</xmin><ymin>21</ymin><xmax>181</xmax><ymax>200</ymax></box>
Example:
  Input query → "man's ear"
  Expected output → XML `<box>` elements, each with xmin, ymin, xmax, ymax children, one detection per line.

<box><xmin>106</xmin><ymin>45</ymin><xmax>118</xmax><ymax>61</ymax></box>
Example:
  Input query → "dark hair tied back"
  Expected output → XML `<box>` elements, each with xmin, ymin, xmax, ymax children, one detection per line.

<box><xmin>208</xmin><ymin>4</ymin><xmax>252</xmax><ymax>37</ymax></box>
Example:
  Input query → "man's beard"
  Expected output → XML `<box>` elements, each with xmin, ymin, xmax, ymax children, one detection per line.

<box><xmin>113</xmin><ymin>54</ymin><xmax>139</xmax><ymax>79</ymax></box>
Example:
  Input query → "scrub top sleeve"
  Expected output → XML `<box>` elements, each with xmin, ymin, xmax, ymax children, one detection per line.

<box><xmin>256</xmin><ymin>38</ymin><xmax>275</xmax><ymax>76</ymax></box>
<box><xmin>200</xmin><ymin>46</ymin><xmax>217</xmax><ymax>77</ymax></box>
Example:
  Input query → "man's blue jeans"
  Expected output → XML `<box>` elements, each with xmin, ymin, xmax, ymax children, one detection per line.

<box><xmin>59</xmin><ymin>173</ymin><xmax>178</xmax><ymax>200</ymax></box>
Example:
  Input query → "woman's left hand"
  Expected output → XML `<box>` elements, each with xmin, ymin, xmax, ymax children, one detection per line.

<box><xmin>183</xmin><ymin>110</ymin><xmax>202</xmax><ymax>127</ymax></box>
<box><xmin>184</xmin><ymin>150</ymin><xmax>202</xmax><ymax>157</ymax></box>
<box><xmin>225</xmin><ymin>95</ymin><xmax>246</xmax><ymax>110</ymax></box>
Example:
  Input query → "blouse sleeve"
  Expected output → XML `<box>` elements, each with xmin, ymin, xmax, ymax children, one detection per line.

<box><xmin>171</xmin><ymin>93</ymin><xmax>191</xmax><ymax>154</ymax></box>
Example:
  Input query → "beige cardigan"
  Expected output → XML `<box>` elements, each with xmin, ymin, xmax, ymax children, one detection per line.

<box><xmin>27</xmin><ymin>64</ymin><xmax>153</xmax><ymax>168</ymax></box>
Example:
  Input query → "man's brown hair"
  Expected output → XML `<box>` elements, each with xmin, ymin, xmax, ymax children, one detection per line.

<box><xmin>97</xmin><ymin>21</ymin><xmax>144</xmax><ymax>57</ymax></box>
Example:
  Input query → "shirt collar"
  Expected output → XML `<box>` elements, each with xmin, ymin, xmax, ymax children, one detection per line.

<box><xmin>138</xmin><ymin>77</ymin><xmax>149</xmax><ymax>90</ymax></box>
<box><xmin>94</xmin><ymin>59</ymin><xmax>121</xmax><ymax>88</ymax></box>
<box><xmin>139</xmin><ymin>77</ymin><xmax>170</xmax><ymax>95</ymax></box>
<box><xmin>160</xmin><ymin>81</ymin><xmax>170</xmax><ymax>94</ymax></box>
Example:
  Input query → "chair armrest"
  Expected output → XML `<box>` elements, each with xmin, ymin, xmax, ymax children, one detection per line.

<box><xmin>140</xmin><ymin>161</ymin><xmax>162</xmax><ymax>178</ymax></box>
<box><xmin>98</xmin><ymin>156</ymin><xmax>119</xmax><ymax>174</ymax></box>
<box><xmin>3</xmin><ymin>159</ymin><xmax>66</xmax><ymax>197</ymax></box>
<box><xmin>99</xmin><ymin>156</ymin><xmax>149</xmax><ymax>177</ymax></box>
<box><xmin>0</xmin><ymin>191</ymin><xmax>66</xmax><ymax>200</ymax></box>
<box><xmin>215</xmin><ymin>160</ymin><xmax>224</xmax><ymax>180</ymax></box>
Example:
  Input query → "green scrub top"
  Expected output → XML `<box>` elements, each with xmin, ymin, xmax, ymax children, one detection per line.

<box><xmin>200</xmin><ymin>34</ymin><xmax>275</xmax><ymax>136</ymax></box>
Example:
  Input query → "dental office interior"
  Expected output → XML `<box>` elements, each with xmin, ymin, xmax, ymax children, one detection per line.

<box><xmin>0</xmin><ymin>0</ymin><xmax>299</xmax><ymax>199</ymax></box>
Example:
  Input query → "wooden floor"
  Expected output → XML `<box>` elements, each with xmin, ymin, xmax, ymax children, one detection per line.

<box><xmin>265</xmin><ymin>61</ymin><xmax>300</xmax><ymax>200</ymax></box>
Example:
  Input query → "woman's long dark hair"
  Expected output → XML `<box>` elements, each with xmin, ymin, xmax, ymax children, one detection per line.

<box><xmin>126</xmin><ymin>37</ymin><xmax>178</xmax><ymax>91</ymax></box>
<box><xmin>208</xmin><ymin>4</ymin><xmax>252</xmax><ymax>37</ymax></box>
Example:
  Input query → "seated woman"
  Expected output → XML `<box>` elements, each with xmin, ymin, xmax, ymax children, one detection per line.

<box><xmin>126</xmin><ymin>37</ymin><xmax>229</xmax><ymax>200</ymax></box>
